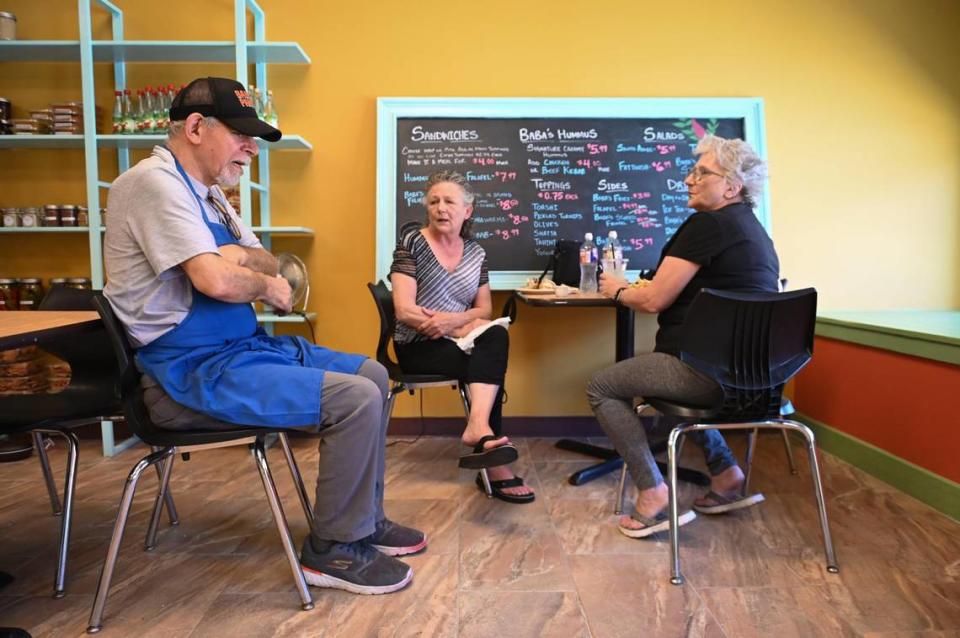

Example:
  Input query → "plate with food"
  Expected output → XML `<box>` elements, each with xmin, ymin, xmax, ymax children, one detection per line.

<box><xmin>516</xmin><ymin>278</ymin><xmax>558</xmax><ymax>295</ymax></box>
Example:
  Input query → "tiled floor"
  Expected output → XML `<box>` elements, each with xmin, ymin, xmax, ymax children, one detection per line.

<box><xmin>1</xmin><ymin>433</ymin><xmax>958</xmax><ymax>637</ymax></box>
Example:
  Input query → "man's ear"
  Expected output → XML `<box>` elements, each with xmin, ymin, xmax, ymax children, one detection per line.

<box><xmin>183</xmin><ymin>113</ymin><xmax>206</xmax><ymax>144</ymax></box>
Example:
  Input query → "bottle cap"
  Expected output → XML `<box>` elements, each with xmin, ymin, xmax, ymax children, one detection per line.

<box><xmin>608</xmin><ymin>230</ymin><xmax>618</xmax><ymax>239</ymax></box>
<box><xmin>584</xmin><ymin>232</ymin><xmax>593</xmax><ymax>241</ymax></box>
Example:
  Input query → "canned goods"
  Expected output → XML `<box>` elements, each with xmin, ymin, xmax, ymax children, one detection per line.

<box><xmin>19</xmin><ymin>207</ymin><xmax>39</xmax><ymax>227</ymax></box>
<box><xmin>59</xmin><ymin>204</ymin><xmax>77</xmax><ymax>227</ymax></box>
<box><xmin>77</xmin><ymin>206</ymin><xmax>89</xmax><ymax>226</ymax></box>
<box><xmin>49</xmin><ymin>277</ymin><xmax>69</xmax><ymax>288</ymax></box>
<box><xmin>0</xmin><ymin>97</ymin><xmax>10</xmax><ymax>120</ymax></box>
<box><xmin>1</xmin><ymin>207</ymin><xmax>18</xmax><ymax>227</ymax></box>
<box><xmin>0</xmin><ymin>278</ymin><xmax>17</xmax><ymax>310</ymax></box>
<box><xmin>16</xmin><ymin>278</ymin><xmax>43</xmax><ymax>310</ymax></box>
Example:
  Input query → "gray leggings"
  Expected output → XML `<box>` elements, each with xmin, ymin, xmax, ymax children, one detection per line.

<box><xmin>586</xmin><ymin>352</ymin><xmax>738</xmax><ymax>491</ymax></box>
<box><xmin>142</xmin><ymin>358</ymin><xmax>390</xmax><ymax>543</ymax></box>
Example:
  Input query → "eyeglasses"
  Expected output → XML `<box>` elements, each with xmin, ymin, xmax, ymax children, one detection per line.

<box><xmin>207</xmin><ymin>192</ymin><xmax>242</xmax><ymax>240</ymax></box>
<box><xmin>686</xmin><ymin>166</ymin><xmax>725</xmax><ymax>183</ymax></box>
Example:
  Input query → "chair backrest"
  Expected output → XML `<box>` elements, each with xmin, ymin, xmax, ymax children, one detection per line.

<box><xmin>92</xmin><ymin>293</ymin><xmax>144</xmax><ymax>410</ymax></box>
<box><xmin>678</xmin><ymin>287</ymin><xmax>817</xmax><ymax>421</ymax></box>
<box><xmin>39</xmin><ymin>284</ymin><xmax>98</xmax><ymax>311</ymax></box>
<box><xmin>38</xmin><ymin>286</ymin><xmax>117</xmax><ymax>381</ymax></box>
<box><xmin>366</xmin><ymin>280</ymin><xmax>404</xmax><ymax>379</ymax></box>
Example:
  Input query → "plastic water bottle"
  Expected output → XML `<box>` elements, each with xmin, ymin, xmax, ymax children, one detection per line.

<box><xmin>579</xmin><ymin>232</ymin><xmax>598</xmax><ymax>293</ymax></box>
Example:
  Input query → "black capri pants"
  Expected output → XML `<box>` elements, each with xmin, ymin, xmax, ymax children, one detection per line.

<box><xmin>394</xmin><ymin>325</ymin><xmax>509</xmax><ymax>436</ymax></box>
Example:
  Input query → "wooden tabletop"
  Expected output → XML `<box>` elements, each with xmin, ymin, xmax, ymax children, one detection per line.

<box><xmin>0</xmin><ymin>311</ymin><xmax>101</xmax><ymax>348</ymax></box>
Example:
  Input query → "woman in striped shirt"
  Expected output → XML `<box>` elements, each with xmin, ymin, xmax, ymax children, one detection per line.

<box><xmin>390</xmin><ymin>171</ymin><xmax>534</xmax><ymax>504</ymax></box>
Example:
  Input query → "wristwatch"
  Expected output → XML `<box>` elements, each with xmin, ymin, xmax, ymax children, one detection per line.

<box><xmin>613</xmin><ymin>286</ymin><xmax>628</xmax><ymax>305</ymax></box>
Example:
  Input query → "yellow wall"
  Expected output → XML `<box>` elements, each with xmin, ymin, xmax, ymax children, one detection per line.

<box><xmin>3</xmin><ymin>0</ymin><xmax>958</xmax><ymax>419</ymax></box>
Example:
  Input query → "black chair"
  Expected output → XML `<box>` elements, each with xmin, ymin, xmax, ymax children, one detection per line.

<box><xmin>367</xmin><ymin>281</ymin><xmax>494</xmax><ymax>496</ymax></box>
<box><xmin>0</xmin><ymin>286</ymin><xmax>122</xmax><ymax>598</ymax></box>
<box><xmin>86</xmin><ymin>294</ymin><xmax>316</xmax><ymax>633</ymax></box>
<box><xmin>645</xmin><ymin>288</ymin><xmax>838</xmax><ymax>585</ymax></box>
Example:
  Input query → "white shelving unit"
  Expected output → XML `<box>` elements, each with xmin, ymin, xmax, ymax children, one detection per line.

<box><xmin>0</xmin><ymin>0</ymin><xmax>313</xmax><ymax>454</ymax></box>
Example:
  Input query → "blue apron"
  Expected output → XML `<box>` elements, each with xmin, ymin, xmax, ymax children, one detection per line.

<box><xmin>135</xmin><ymin>153</ymin><xmax>365</xmax><ymax>427</ymax></box>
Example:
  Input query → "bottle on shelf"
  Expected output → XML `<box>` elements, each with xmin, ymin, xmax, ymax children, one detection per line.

<box><xmin>122</xmin><ymin>89</ymin><xmax>136</xmax><ymax>135</ymax></box>
<box><xmin>579</xmin><ymin>232</ymin><xmax>598</xmax><ymax>293</ymax></box>
<box><xmin>250</xmin><ymin>85</ymin><xmax>264</xmax><ymax>117</ymax></box>
<box><xmin>111</xmin><ymin>90</ymin><xmax>124</xmax><ymax>134</ymax></box>
<box><xmin>152</xmin><ymin>88</ymin><xmax>165</xmax><ymax>132</ymax></box>
<box><xmin>263</xmin><ymin>90</ymin><xmax>278</xmax><ymax>128</ymax></box>
<box><xmin>140</xmin><ymin>87</ymin><xmax>154</xmax><ymax>133</ymax></box>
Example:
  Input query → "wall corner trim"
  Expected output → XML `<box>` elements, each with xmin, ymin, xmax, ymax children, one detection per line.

<box><xmin>796</xmin><ymin>412</ymin><xmax>959</xmax><ymax>522</ymax></box>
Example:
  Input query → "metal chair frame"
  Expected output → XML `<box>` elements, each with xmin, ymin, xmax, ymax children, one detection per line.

<box><xmin>626</xmin><ymin>288</ymin><xmax>838</xmax><ymax>585</ymax></box>
<box><xmin>86</xmin><ymin>295</ymin><xmax>316</xmax><ymax>633</ymax></box>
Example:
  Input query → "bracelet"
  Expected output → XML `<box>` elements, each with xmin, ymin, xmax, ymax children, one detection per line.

<box><xmin>613</xmin><ymin>286</ymin><xmax>628</xmax><ymax>305</ymax></box>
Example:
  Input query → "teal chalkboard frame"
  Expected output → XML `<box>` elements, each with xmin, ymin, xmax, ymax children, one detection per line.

<box><xmin>376</xmin><ymin>97</ymin><xmax>768</xmax><ymax>290</ymax></box>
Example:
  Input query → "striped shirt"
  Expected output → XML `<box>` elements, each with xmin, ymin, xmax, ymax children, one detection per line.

<box><xmin>389</xmin><ymin>228</ymin><xmax>489</xmax><ymax>345</ymax></box>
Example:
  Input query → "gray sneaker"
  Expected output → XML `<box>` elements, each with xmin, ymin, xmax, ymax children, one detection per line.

<box><xmin>300</xmin><ymin>537</ymin><xmax>413</xmax><ymax>595</ymax></box>
<box><xmin>367</xmin><ymin>518</ymin><xmax>427</xmax><ymax>556</ymax></box>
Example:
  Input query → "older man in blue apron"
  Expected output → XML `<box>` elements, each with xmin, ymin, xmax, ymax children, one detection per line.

<box><xmin>103</xmin><ymin>77</ymin><xmax>422</xmax><ymax>595</ymax></box>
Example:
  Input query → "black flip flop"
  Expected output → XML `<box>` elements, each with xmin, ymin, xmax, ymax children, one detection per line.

<box><xmin>476</xmin><ymin>473</ymin><xmax>535</xmax><ymax>504</ymax></box>
<box><xmin>458</xmin><ymin>435</ymin><xmax>519</xmax><ymax>469</ymax></box>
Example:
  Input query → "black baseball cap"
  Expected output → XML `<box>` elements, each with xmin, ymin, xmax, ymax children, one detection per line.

<box><xmin>169</xmin><ymin>77</ymin><xmax>281</xmax><ymax>142</ymax></box>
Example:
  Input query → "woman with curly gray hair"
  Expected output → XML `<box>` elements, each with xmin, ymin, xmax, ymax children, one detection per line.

<box><xmin>589</xmin><ymin>135</ymin><xmax>779</xmax><ymax>538</ymax></box>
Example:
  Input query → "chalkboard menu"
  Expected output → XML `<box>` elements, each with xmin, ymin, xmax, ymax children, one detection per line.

<box><xmin>377</xmin><ymin>99</ymin><xmax>768</xmax><ymax>289</ymax></box>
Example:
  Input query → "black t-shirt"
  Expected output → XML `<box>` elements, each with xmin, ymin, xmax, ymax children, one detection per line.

<box><xmin>655</xmin><ymin>201</ymin><xmax>780</xmax><ymax>356</ymax></box>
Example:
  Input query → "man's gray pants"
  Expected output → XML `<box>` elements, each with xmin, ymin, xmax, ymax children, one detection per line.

<box><xmin>142</xmin><ymin>358</ymin><xmax>390</xmax><ymax>544</ymax></box>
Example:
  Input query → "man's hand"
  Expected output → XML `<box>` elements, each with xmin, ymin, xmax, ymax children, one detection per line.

<box><xmin>417</xmin><ymin>308</ymin><xmax>465</xmax><ymax>339</ymax></box>
<box><xmin>260</xmin><ymin>275</ymin><xmax>293</xmax><ymax>314</ymax></box>
<box><xmin>599</xmin><ymin>272</ymin><xmax>629</xmax><ymax>299</ymax></box>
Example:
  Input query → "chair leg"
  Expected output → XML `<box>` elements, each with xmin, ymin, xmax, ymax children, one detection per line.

<box><xmin>615</xmin><ymin>462</ymin><xmax>629</xmax><ymax>515</ymax></box>
<box><xmin>781</xmin><ymin>430</ymin><xmax>798</xmax><ymax>475</ymax></box>
<box><xmin>33</xmin><ymin>429</ymin><xmax>79</xmax><ymax>598</ymax></box>
<box><xmin>667</xmin><ymin>427</ymin><xmax>685</xmax><ymax>586</ymax></box>
<box><xmin>793</xmin><ymin>423</ymin><xmax>839</xmax><ymax>574</ymax></box>
<box><xmin>251</xmin><ymin>438</ymin><xmax>314</xmax><ymax>611</ymax></box>
<box><xmin>743</xmin><ymin>429</ymin><xmax>758</xmax><ymax>496</ymax></box>
<box><xmin>150</xmin><ymin>446</ymin><xmax>179</xmax><ymax>528</ymax></box>
<box><xmin>53</xmin><ymin>430</ymin><xmax>78</xmax><ymax>598</ymax></box>
<box><xmin>278</xmin><ymin>432</ymin><xmax>315</xmax><ymax>532</ymax></box>
<box><xmin>144</xmin><ymin>451</ymin><xmax>175</xmax><ymax>551</ymax></box>
<box><xmin>87</xmin><ymin>447</ymin><xmax>174</xmax><ymax>634</ymax></box>
<box><xmin>34</xmin><ymin>432</ymin><xmax>62</xmax><ymax>515</ymax></box>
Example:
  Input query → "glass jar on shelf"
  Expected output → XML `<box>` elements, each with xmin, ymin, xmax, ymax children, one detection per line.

<box><xmin>77</xmin><ymin>206</ymin><xmax>89</xmax><ymax>226</ymax></box>
<box><xmin>1</xmin><ymin>207</ymin><xmax>18</xmax><ymax>227</ymax></box>
<box><xmin>59</xmin><ymin>205</ymin><xmax>77</xmax><ymax>227</ymax></box>
<box><xmin>65</xmin><ymin>277</ymin><xmax>92</xmax><ymax>290</ymax></box>
<box><xmin>49</xmin><ymin>277</ymin><xmax>69</xmax><ymax>290</ymax></box>
<box><xmin>17</xmin><ymin>278</ymin><xmax>43</xmax><ymax>310</ymax></box>
<box><xmin>18</xmin><ymin>207</ymin><xmax>39</xmax><ymax>228</ymax></box>
<box><xmin>0</xmin><ymin>278</ymin><xmax>17</xmax><ymax>310</ymax></box>
<box><xmin>42</xmin><ymin>205</ymin><xmax>60</xmax><ymax>227</ymax></box>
